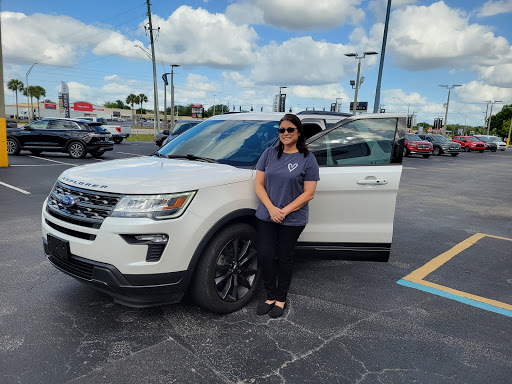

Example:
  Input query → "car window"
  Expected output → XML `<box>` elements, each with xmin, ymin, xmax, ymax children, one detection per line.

<box><xmin>50</xmin><ymin>120</ymin><xmax>80</xmax><ymax>130</ymax></box>
<box><xmin>28</xmin><ymin>120</ymin><xmax>50</xmax><ymax>129</ymax></box>
<box><xmin>159</xmin><ymin>119</ymin><xmax>280</xmax><ymax>167</ymax></box>
<box><xmin>308</xmin><ymin>118</ymin><xmax>397</xmax><ymax>166</ymax></box>
<box><xmin>466</xmin><ymin>137</ymin><xmax>479</xmax><ymax>142</ymax></box>
<box><xmin>173</xmin><ymin>123</ymin><xmax>194</xmax><ymax>135</ymax></box>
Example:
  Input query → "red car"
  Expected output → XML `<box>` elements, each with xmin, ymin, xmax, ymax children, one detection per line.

<box><xmin>404</xmin><ymin>133</ymin><xmax>433</xmax><ymax>158</ymax></box>
<box><xmin>452</xmin><ymin>136</ymin><xmax>485</xmax><ymax>153</ymax></box>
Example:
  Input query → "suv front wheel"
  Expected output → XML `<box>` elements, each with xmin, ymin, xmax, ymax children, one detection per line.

<box><xmin>191</xmin><ymin>223</ymin><xmax>260</xmax><ymax>313</ymax></box>
<box><xmin>68</xmin><ymin>141</ymin><xmax>87</xmax><ymax>159</ymax></box>
<box><xmin>6</xmin><ymin>138</ymin><xmax>20</xmax><ymax>155</ymax></box>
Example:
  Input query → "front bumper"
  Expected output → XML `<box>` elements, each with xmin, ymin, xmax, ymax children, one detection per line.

<box><xmin>408</xmin><ymin>149</ymin><xmax>432</xmax><ymax>155</ymax></box>
<box><xmin>43</xmin><ymin>237</ymin><xmax>188</xmax><ymax>307</ymax></box>
<box><xmin>440</xmin><ymin>146</ymin><xmax>461</xmax><ymax>153</ymax></box>
<box><xmin>87</xmin><ymin>142</ymin><xmax>114</xmax><ymax>152</ymax></box>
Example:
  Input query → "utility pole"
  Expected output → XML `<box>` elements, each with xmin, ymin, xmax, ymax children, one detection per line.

<box><xmin>145</xmin><ymin>0</ymin><xmax>160</xmax><ymax>137</ymax></box>
<box><xmin>439</xmin><ymin>84</ymin><xmax>461</xmax><ymax>136</ymax></box>
<box><xmin>162</xmin><ymin>73</ymin><xmax>169</xmax><ymax>129</ymax></box>
<box><xmin>486</xmin><ymin>100</ymin><xmax>502</xmax><ymax>135</ymax></box>
<box><xmin>0</xmin><ymin>15</ymin><xmax>8</xmax><ymax>167</ymax></box>
<box><xmin>170</xmin><ymin>64</ymin><xmax>179</xmax><ymax>131</ymax></box>
<box><xmin>373</xmin><ymin>0</ymin><xmax>391</xmax><ymax>113</ymax></box>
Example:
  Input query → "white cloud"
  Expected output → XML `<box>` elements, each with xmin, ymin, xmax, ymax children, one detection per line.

<box><xmin>454</xmin><ymin>81</ymin><xmax>512</xmax><ymax>104</ymax></box>
<box><xmin>292</xmin><ymin>84</ymin><xmax>350</xmax><ymax>100</ymax></box>
<box><xmin>222</xmin><ymin>72</ymin><xmax>254</xmax><ymax>88</ymax></box>
<box><xmin>226</xmin><ymin>0</ymin><xmax>364</xmax><ymax>29</ymax></box>
<box><xmin>386</xmin><ymin>1</ymin><xmax>512</xmax><ymax>71</ymax></box>
<box><xmin>478</xmin><ymin>0</ymin><xmax>512</xmax><ymax>17</ymax></box>
<box><xmin>146</xmin><ymin>6</ymin><xmax>257</xmax><ymax>69</ymax></box>
<box><xmin>175</xmin><ymin>74</ymin><xmax>219</xmax><ymax>104</ymax></box>
<box><xmin>476</xmin><ymin>64</ymin><xmax>512</xmax><ymax>88</ymax></box>
<box><xmin>250</xmin><ymin>37</ymin><xmax>378</xmax><ymax>86</ymax></box>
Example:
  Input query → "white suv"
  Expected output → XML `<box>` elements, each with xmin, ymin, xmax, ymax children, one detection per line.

<box><xmin>42</xmin><ymin>112</ymin><xmax>405</xmax><ymax>313</ymax></box>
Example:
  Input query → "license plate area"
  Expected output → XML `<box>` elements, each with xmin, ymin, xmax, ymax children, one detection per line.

<box><xmin>48</xmin><ymin>234</ymin><xmax>71</xmax><ymax>261</ymax></box>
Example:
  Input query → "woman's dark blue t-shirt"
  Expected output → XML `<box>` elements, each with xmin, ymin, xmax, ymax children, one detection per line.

<box><xmin>255</xmin><ymin>147</ymin><xmax>320</xmax><ymax>226</ymax></box>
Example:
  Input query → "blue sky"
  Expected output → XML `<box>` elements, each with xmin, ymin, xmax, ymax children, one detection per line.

<box><xmin>2</xmin><ymin>0</ymin><xmax>512</xmax><ymax>126</ymax></box>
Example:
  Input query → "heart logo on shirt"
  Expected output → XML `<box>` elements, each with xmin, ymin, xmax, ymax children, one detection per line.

<box><xmin>288</xmin><ymin>163</ymin><xmax>298</xmax><ymax>172</ymax></box>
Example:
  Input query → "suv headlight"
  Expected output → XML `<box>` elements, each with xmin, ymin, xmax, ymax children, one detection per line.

<box><xmin>111</xmin><ymin>191</ymin><xmax>196</xmax><ymax>220</ymax></box>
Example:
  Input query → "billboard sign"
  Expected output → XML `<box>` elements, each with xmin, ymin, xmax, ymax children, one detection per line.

<box><xmin>73</xmin><ymin>102</ymin><xmax>94</xmax><ymax>111</ymax></box>
<box><xmin>45</xmin><ymin>103</ymin><xmax>56</xmax><ymax>110</ymax></box>
<box><xmin>349</xmin><ymin>101</ymin><xmax>368</xmax><ymax>111</ymax></box>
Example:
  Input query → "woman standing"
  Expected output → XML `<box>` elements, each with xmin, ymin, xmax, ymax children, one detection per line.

<box><xmin>254</xmin><ymin>114</ymin><xmax>319</xmax><ymax>318</ymax></box>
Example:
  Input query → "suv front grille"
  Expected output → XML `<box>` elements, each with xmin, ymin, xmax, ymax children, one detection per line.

<box><xmin>47</xmin><ymin>181</ymin><xmax>121</xmax><ymax>227</ymax></box>
<box><xmin>49</xmin><ymin>255</ymin><xmax>94</xmax><ymax>280</ymax></box>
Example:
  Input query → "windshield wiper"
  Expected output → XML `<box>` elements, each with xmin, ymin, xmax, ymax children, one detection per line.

<box><xmin>153</xmin><ymin>152</ymin><xmax>166</xmax><ymax>158</ymax></box>
<box><xmin>166</xmin><ymin>154</ymin><xmax>218</xmax><ymax>163</ymax></box>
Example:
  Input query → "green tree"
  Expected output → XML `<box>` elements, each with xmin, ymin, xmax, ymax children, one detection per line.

<box><xmin>138</xmin><ymin>93</ymin><xmax>148</xmax><ymax>122</ymax></box>
<box><xmin>125</xmin><ymin>94</ymin><xmax>139</xmax><ymax>121</ymax></box>
<box><xmin>489</xmin><ymin>104</ymin><xmax>512</xmax><ymax>138</ymax></box>
<box><xmin>205</xmin><ymin>104</ymin><xmax>228</xmax><ymax>117</ymax></box>
<box><xmin>104</xmin><ymin>101</ymin><xmax>117</xmax><ymax>108</ymax></box>
<box><xmin>7</xmin><ymin>79</ymin><xmax>24</xmax><ymax>119</ymax></box>
<box><xmin>43</xmin><ymin>99</ymin><xmax>53</xmax><ymax>103</ymax></box>
<box><xmin>115</xmin><ymin>100</ymin><xmax>125</xmax><ymax>109</ymax></box>
<box><xmin>31</xmin><ymin>85</ymin><xmax>46</xmax><ymax>118</ymax></box>
<box><xmin>22</xmin><ymin>86</ymin><xmax>37</xmax><ymax>120</ymax></box>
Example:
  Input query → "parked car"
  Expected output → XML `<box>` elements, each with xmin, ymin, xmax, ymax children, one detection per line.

<box><xmin>6</xmin><ymin>117</ymin><xmax>113</xmax><ymax>158</ymax></box>
<box><xmin>79</xmin><ymin>117</ymin><xmax>130</xmax><ymax>144</ymax></box>
<box><xmin>6</xmin><ymin>118</ymin><xmax>18</xmax><ymax>128</ymax></box>
<box><xmin>488</xmin><ymin>136</ymin><xmax>507</xmax><ymax>151</ymax></box>
<box><xmin>155</xmin><ymin>119</ymin><xmax>203</xmax><ymax>147</ymax></box>
<box><xmin>42</xmin><ymin>112</ymin><xmax>405</xmax><ymax>313</ymax></box>
<box><xmin>417</xmin><ymin>133</ymin><xmax>461</xmax><ymax>156</ymax></box>
<box><xmin>452</xmin><ymin>136</ymin><xmax>485</xmax><ymax>152</ymax></box>
<box><xmin>473</xmin><ymin>135</ymin><xmax>499</xmax><ymax>152</ymax></box>
<box><xmin>404</xmin><ymin>133</ymin><xmax>433</xmax><ymax>158</ymax></box>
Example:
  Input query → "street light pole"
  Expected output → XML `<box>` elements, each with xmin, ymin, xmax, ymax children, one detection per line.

<box><xmin>170</xmin><ymin>64</ymin><xmax>180</xmax><ymax>131</ymax></box>
<box><xmin>439</xmin><ymin>84</ymin><xmax>461</xmax><ymax>136</ymax></box>
<box><xmin>393</xmin><ymin>97</ymin><xmax>410</xmax><ymax>116</ymax></box>
<box><xmin>486</xmin><ymin>100</ymin><xmax>502</xmax><ymax>135</ymax></box>
<box><xmin>26</xmin><ymin>63</ymin><xmax>37</xmax><ymax>122</ymax></box>
<box><xmin>373</xmin><ymin>0</ymin><xmax>392</xmax><ymax>113</ymax></box>
<box><xmin>162</xmin><ymin>73</ymin><xmax>170</xmax><ymax>129</ymax></box>
<box><xmin>345</xmin><ymin>52</ymin><xmax>377</xmax><ymax>115</ymax></box>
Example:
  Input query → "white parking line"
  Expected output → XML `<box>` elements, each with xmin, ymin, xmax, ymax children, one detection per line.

<box><xmin>28</xmin><ymin>156</ymin><xmax>76</xmax><ymax>166</ymax></box>
<box><xmin>117</xmin><ymin>152</ymin><xmax>148</xmax><ymax>157</ymax></box>
<box><xmin>10</xmin><ymin>164</ymin><xmax>64</xmax><ymax>167</ymax></box>
<box><xmin>0</xmin><ymin>181</ymin><xmax>31</xmax><ymax>195</ymax></box>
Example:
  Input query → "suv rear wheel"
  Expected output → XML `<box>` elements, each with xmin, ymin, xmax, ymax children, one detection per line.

<box><xmin>113</xmin><ymin>138</ymin><xmax>123</xmax><ymax>144</ymax></box>
<box><xmin>191</xmin><ymin>223</ymin><xmax>260</xmax><ymax>313</ymax></box>
<box><xmin>433</xmin><ymin>147</ymin><xmax>441</xmax><ymax>156</ymax></box>
<box><xmin>68</xmin><ymin>142</ymin><xmax>87</xmax><ymax>159</ymax></box>
<box><xmin>6</xmin><ymin>138</ymin><xmax>20</xmax><ymax>155</ymax></box>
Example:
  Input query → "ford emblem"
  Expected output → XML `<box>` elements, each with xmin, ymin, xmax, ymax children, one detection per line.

<box><xmin>60</xmin><ymin>195</ymin><xmax>76</xmax><ymax>208</ymax></box>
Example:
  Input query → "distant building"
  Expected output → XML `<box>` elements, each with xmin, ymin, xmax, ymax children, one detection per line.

<box><xmin>5</xmin><ymin>101</ymin><xmax>133</xmax><ymax>120</ymax></box>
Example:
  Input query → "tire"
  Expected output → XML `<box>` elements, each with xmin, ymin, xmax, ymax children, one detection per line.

<box><xmin>464</xmin><ymin>146</ymin><xmax>470</xmax><ymax>152</ymax></box>
<box><xmin>491</xmin><ymin>149</ymin><xmax>496</xmax><ymax>152</ymax></box>
<box><xmin>6</xmin><ymin>138</ymin><xmax>20</xmax><ymax>155</ymax></box>
<box><xmin>113</xmin><ymin>138</ymin><xmax>123</xmax><ymax>144</ymax></box>
<box><xmin>91</xmin><ymin>152</ymin><xmax>104</xmax><ymax>158</ymax></box>
<box><xmin>422</xmin><ymin>154</ymin><xmax>430</xmax><ymax>158</ymax></box>
<box><xmin>67</xmin><ymin>141</ymin><xmax>87</xmax><ymax>159</ymax></box>
<box><xmin>29</xmin><ymin>150</ymin><xmax>43</xmax><ymax>156</ymax></box>
<box><xmin>433</xmin><ymin>147</ymin><xmax>441</xmax><ymax>156</ymax></box>
<box><xmin>479</xmin><ymin>150</ymin><xmax>484</xmax><ymax>153</ymax></box>
<box><xmin>450</xmin><ymin>153</ymin><xmax>458</xmax><ymax>157</ymax></box>
<box><xmin>191</xmin><ymin>223</ymin><xmax>260</xmax><ymax>314</ymax></box>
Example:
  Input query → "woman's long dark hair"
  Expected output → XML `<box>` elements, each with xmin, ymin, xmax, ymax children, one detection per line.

<box><xmin>277</xmin><ymin>113</ymin><xmax>310</xmax><ymax>159</ymax></box>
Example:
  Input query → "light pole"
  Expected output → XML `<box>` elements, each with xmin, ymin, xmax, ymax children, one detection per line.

<box><xmin>439</xmin><ymin>84</ymin><xmax>461</xmax><ymax>136</ymax></box>
<box><xmin>279</xmin><ymin>86</ymin><xmax>287</xmax><ymax>112</ymax></box>
<box><xmin>486</xmin><ymin>100</ymin><xmax>502</xmax><ymax>135</ymax></box>
<box><xmin>345</xmin><ymin>51</ymin><xmax>377</xmax><ymax>115</ymax></box>
<box><xmin>335</xmin><ymin>98</ymin><xmax>343</xmax><ymax>112</ymax></box>
<box><xmin>393</xmin><ymin>97</ymin><xmax>410</xmax><ymax>116</ymax></box>
<box><xmin>162</xmin><ymin>72</ymin><xmax>171</xmax><ymax>130</ymax></box>
<box><xmin>26</xmin><ymin>63</ymin><xmax>37</xmax><ymax>122</ymax></box>
<box><xmin>373</xmin><ymin>0</ymin><xmax>391</xmax><ymax>113</ymax></box>
<box><xmin>170</xmin><ymin>64</ymin><xmax>180</xmax><ymax>131</ymax></box>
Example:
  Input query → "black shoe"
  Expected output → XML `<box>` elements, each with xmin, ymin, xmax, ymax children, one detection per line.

<box><xmin>257</xmin><ymin>301</ymin><xmax>275</xmax><ymax>315</ymax></box>
<box><xmin>269</xmin><ymin>303</ymin><xmax>285</xmax><ymax>318</ymax></box>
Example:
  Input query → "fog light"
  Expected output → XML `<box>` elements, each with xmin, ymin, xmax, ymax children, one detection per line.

<box><xmin>120</xmin><ymin>234</ymin><xmax>169</xmax><ymax>262</ymax></box>
<box><xmin>134</xmin><ymin>234</ymin><xmax>168</xmax><ymax>243</ymax></box>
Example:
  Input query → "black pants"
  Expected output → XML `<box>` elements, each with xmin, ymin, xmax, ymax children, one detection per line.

<box><xmin>257</xmin><ymin>219</ymin><xmax>305</xmax><ymax>302</ymax></box>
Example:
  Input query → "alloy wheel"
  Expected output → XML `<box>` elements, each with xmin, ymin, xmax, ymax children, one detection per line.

<box><xmin>214</xmin><ymin>238</ymin><xmax>258</xmax><ymax>302</ymax></box>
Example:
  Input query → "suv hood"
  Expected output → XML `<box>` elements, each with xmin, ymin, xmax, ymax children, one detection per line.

<box><xmin>59</xmin><ymin>157</ymin><xmax>253</xmax><ymax>194</ymax></box>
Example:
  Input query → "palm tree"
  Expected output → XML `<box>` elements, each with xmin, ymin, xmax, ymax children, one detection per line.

<box><xmin>126</xmin><ymin>94</ymin><xmax>138</xmax><ymax>121</ymax></box>
<box><xmin>22</xmin><ymin>86</ymin><xmax>37</xmax><ymax>120</ymax></box>
<box><xmin>7</xmin><ymin>79</ymin><xmax>24</xmax><ymax>119</ymax></box>
<box><xmin>138</xmin><ymin>93</ymin><xmax>148</xmax><ymax>126</ymax></box>
<box><xmin>31</xmin><ymin>86</ymin><xmax>46</xmax><ymax>119</ymax></box>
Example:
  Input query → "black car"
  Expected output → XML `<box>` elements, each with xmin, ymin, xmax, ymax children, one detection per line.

<box><xmin>155</xmin><ymin>119</ymin><xmax>202</xmax><ymax>146</ymax></box>
<box><xmin>417</xmin><ymin>133</ymin><xmax>462</xmax><ymax>156</ymax></box>
<box><xmin>6</xmin><ymin>118</ymin><xmax>114</xmax><ymax>159</ymax></box>
<box><xmin>473</xmin><ymin>135</ymin><xmax>498</xmax><ymax>152</ymax></box>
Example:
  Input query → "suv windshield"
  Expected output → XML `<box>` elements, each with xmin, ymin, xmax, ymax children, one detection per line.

<box><xmin>158</xmin><ymin>119</ymin><xmax>280</xmax><ymax>167</ymax></box>
<box><xmin>490</xmin><ymin>136</ymin><xmax>502</xmax><ymax>142</ymax></box>
<box><xmin>476</xmin><ymin>136</ymin><xmax>491</xmax><ymax>142</ymax></box>
<box><xmin>431</xmin><ymin>135</ymin><xmax>449</xmax><ymax>142</ymax></box>
<box><xmin>406</xmin><ymin>134</ymin><xmax>422</xmax><ymax>141</ymax></box>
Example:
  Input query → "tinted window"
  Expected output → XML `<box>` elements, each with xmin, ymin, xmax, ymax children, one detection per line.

<box><xmin>28</xmin><ymin>120</ymin><xmax>50</xmax><ymax>129</ymax></box>
<box><xmin>173</xmin><ymin>122</ymin><xmax>195</xmax><ymax>135</ymax></box>
<box><xmin>308</xmin><ymin>118</ymin><xmax>397</xmax><ymax>166</ymax></box>
<box><xmin>158</xmin><ymin>119</ymin><xmax>279</xmax><ymax>167</ymax></box>
<box><xmin>50</xmin><ymin>120</ymin><xmax>79</xmax><ymax>130</ymax></box>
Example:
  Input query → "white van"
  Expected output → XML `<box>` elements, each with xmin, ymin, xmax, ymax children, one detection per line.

<box><xmin>42</xmin><ymin>112</ymin><xmax>405</xmax><ymax>313</ymax></box>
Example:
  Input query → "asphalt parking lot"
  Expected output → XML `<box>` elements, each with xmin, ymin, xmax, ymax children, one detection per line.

<box><xmin>1</xmin><ymin>144</ymin><xmax>511</xmax><ymax>384</ymax></box>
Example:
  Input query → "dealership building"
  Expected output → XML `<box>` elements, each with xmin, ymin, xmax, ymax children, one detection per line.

<box><xmin>6</xmin><ymin>101</ymin><xmax>134</xmax><ymax>121</ymax></box>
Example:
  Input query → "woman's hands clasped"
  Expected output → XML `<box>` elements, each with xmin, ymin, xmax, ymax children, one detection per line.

<box><xmin>269</xmin><ymin>205</ymin><xmax>288</xmax><ymax>223</ymax></box>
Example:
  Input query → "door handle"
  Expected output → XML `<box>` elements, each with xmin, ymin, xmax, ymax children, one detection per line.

<box><xmin>357</xmin><ymin>179</ymin><xmax>388</xmax><ymax>185</ymax></box>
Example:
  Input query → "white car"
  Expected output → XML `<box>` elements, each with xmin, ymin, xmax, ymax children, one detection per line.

<box><xmin>480</xmin><ymin>135</ymin><xmax>507</xmax><ymax>151</ymax></box>
<box><xmin>42</xmin><ymin>112</ymin><xmax>405</xmax><ymax>313</ymax></box>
